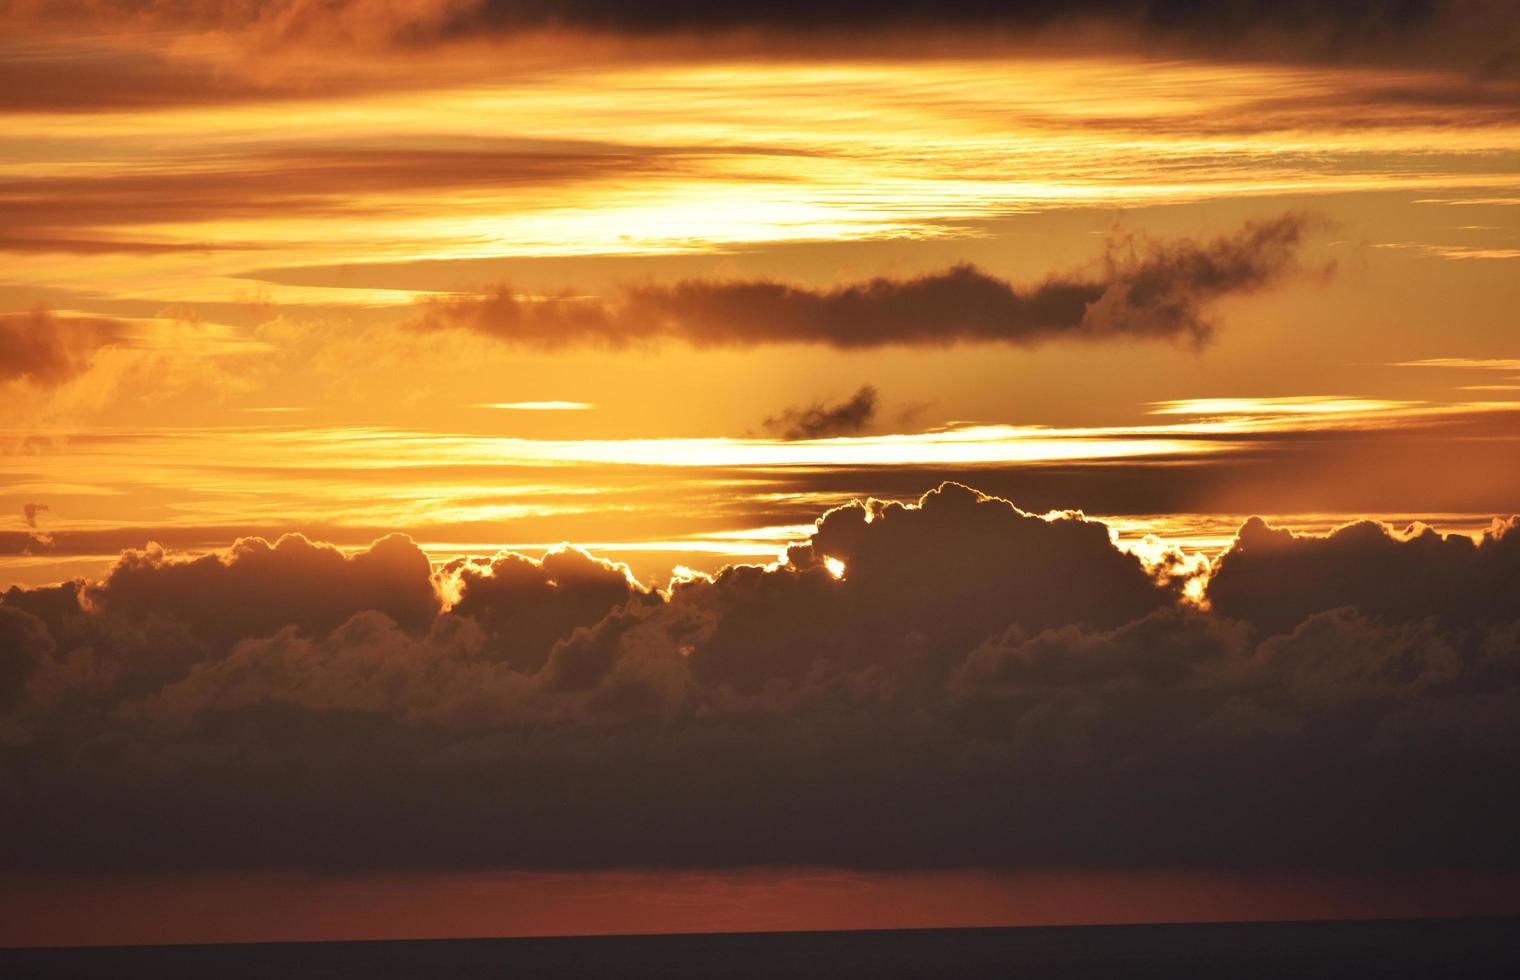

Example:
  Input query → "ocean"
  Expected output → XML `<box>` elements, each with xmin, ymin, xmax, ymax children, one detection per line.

<box><xmin>4</xmin><ymin>916</ymin><xmax>1520</xmax><ymax>979</ymax></box>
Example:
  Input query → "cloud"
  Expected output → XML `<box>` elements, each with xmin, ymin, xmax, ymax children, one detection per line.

<box><xmin>12</xmin><ymin>1</ymin><xmax>1513</xmax><ymax>76</ymax></box>
<box><xmin>1207</xmin><ymin>514</ymin><xmax>1520</xmax><ymax>635</ymax></box>
<box><xmin>0</xmin><ymin>142</ymin><xmax>688</xmax><ymax>252</ymax></box>
<box><xmin>762</xmin><ymin>385</ymin><xmax>878</xmax><ymax>440</ymax></box>
<box><xmin>0</xmin><ymin>307</ymin><xmax>127</xmax><ymax>387</ymax></box>
<box><xmin>440</xmin><ymin>546</ymin><xmax>657</xmax><ymax>672</ymax></box>
<box><xmin>21</xmin><ymin>503</ymin><xmax>48</xmax><ymax>529</ymax></box>
<box><xmin>0</xmin><ymin>605</ymin><xmax>53</xmax><ymax>711</ymax></box>
<box><xmin>417</xmin><ymin>216</ymin><xmax>1315</xmax><ymax>350</ymax></box>
<box><xmin>84</xmin><ymin>532</ymin><xmax>443</xmax><ymax>649</ymax></box>
<box><xmin>1</xmin><ymin>483</ymin><xmax>1518</xmax><ymax>874</ymax></box>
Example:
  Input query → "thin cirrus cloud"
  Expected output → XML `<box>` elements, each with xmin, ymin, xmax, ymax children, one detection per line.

<box><xmin>1391</xmin><ymin>358</ymin><xmax>1520</xmax><ymax>392</ymax></box>
<box><xmin>3</xmin><ymin>49</ymin><xmax>1513</xmax><ymax>320</ymax></box>
<box><xmin>417</xmin><ymin>215</ymin><xmax>1315</xmax><ymax>350</ymax></box>
<box><xmin>0</xmin><ymin>142</ymin><xmax>688</xmax><ymax>256</ymax></box>
<box><xmin>2</xmin><ymin>482</ymin><xmax>1518</xmax><ymax>874</ymax></box>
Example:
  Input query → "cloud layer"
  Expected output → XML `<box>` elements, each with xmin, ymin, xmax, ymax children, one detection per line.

<box><xmin>2</xmin><ymin>483</ymin><xmax>1517</xmax><ymax>874</ymax></box>
<box><xmin>12</xmin><ymin>1</ymin><xmax>1514</xmax><ymax>75</ymax></box>
<box><xmin>416</xmin><ymin>216</ymin><xmax>1313</xmax><ymax>350</ymax></box>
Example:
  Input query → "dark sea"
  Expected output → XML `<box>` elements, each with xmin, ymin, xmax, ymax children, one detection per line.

<box><xmin>4</xmin><ymin>917</ymin><xmax>1518</xmax><ymax>979</ymax></box>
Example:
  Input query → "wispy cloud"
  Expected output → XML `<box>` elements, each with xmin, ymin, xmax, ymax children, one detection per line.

<box><xmin>473</xmin><ymin>401</ymin><xmax>596</xmax><ymax>411</ymax></box>
<box><xmin>1394</xmin><ymin>358</ymin><xmax>1520</xmax><ymax>370</ymax></box>
<box><xmin>762</xmin><ymin>386</ymin><xmax>878</xmax><ymax>440</ymax></box>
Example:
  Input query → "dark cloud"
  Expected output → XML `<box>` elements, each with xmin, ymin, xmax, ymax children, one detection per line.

<box><xmin>418</xmin><ymin>215</ymin><xmax>1314</xmax><ymax>350</ymax></box>
<box><xmin>2</xmin><ymin>0</ymin><xmax>1511</xmax><ymax>138</ymax></box>
<box><xmin>1208</xmin><ymin>514</ymin><xmax>1520</xmax><ymax>635</ymax></box>
<box><xmin>466</xmin><ymin>0</ymin><xmax>1451</xmax><ymax>36</ymax></box>
<box><xmin>0</xmin><ymin>306</ymin><xmax>127</xmax><ymax>387</ymax></box>
<box><xmin>21</xmin><ymin>503</ymin><xmax>47</xmax><ymax>529</ymax></box>
<box><xmin>14</xmin><ymin>2</ymin><xmax>1512</xmax><ymax>74</ymax></box>
<box><xmin>84</xmin><ymin>532</ymin><xmax>442</xmax><ymax>648</ymax></box>
<box><xmin>380</xmin><ymin>0</ymin><xmax>1520</xmax><ymax>79</ymax></box>
<box><xmin>0</xmin><ymin>605</ymin><xmax>52</xmax><ymax>710</ymax></box>
<box><xmin>1</xmin><ymin>483</ymin><xmax>1518</xmax><ymax>875</ymax></box>
<box><xmin>441</xmin><ymin>546</ymin><xmax>657</xmax><ymax>672</ymax></box>
<box><xmin>6</xmin><ymin>0</ymin><xmax>1457</xmax><ymax>37</ymax></box>
<box><xmin>762</xmin><ymin>385</ymin><xmax>878</xmax><ymax>440</ymax></box>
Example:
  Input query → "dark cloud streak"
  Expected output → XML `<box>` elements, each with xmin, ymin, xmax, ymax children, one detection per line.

<box><xmin>762</xmin><ymin>385</ymin><xmax>879</xmax><ymax>440</ymax></box>
<box><xmin>0</xmin><ymin>306</ymin><xmax>127</xmax><ymax>387</ymax></box>
<box><xmin>418</xmin><ymin>215</ymin><xmax>1315</xmax><ymax>350</ymax></box>
<box><xmin>12</xmin><ymin>2</ymin><xmax>1513</xmax><ymax>74</ymax></box>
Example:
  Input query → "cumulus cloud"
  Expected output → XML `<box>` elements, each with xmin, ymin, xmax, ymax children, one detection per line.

<box><xmin>415</xmin><ymin>216</ymin><xmax>1315</xmax><ymax>350</ymax></box>
<box><xmin>84</xmin><ymin>532</ymin><xmax>442</xmax><ymax>648</ymax></box>
<box><xmin>0</xmin><ymin>307</ymin><xmax>127</xmax><ymax>387</ymax></box>
<box><xmin>1208</xmin><ymin>514</ymin><xmax>1520</xmax><ymax>635</ymax></box>
<box><xmin>762</xmin><ymin>385</ymin><xmax>878</xmax><ymax>440</ymax></box>
<box><xmin>1</xmin><ymin>483</ymin><xmax>1518</xmax><ymax>874</ymax></box>
<box><xmin>440</xmin><ymin>545</ymin><xmax>657</xmax><ymax>672</ymax></box>
<box><xmin>0</xmin><ymin>605</ymin><xmax>53</xmax><ymax>711</ymax></box>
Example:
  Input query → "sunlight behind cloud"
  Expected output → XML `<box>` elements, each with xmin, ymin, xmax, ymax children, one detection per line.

<box><xmin>473</xmin><ymin>401</ymin><xmax>597</xmax><ymax>410</ymax></box>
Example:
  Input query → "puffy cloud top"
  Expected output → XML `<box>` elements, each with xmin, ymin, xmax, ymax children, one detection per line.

<box><xmin>1209</xmin><ymin>515</ymin><xmax>1520</xmax><ymax>635</ymax></box>
<box><xmin>1</xmin><ymin>484</ymin><xmax>1517</xmax><ymax>874</ymax></box>
<box><xmin>86</xmin><ymin>532</ymin><xmax>442</xmax><ymax>646</ymax></box>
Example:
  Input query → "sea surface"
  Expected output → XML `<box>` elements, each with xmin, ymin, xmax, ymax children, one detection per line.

<box><xmin>4</xmin><ymin>916</ymin><xmax>1519</xmax><ymax>979</ymax></box>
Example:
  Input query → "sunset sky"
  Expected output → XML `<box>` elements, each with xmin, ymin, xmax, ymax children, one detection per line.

<box><xmin>3</xmin><ymin>0</ymin><xmax>1520</xmax><ymax>949</ymax></box>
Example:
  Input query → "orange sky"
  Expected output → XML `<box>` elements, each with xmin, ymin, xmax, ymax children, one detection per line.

<box><xmin>5</xmin><ymin>9</ymin><xmax>1520</xmax><ymax>589</ymax></box>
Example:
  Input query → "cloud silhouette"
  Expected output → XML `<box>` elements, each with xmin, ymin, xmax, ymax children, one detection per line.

<box><xmin>416</xmin><ymin>216</ymin><xmax>1315</xmax><ymax>350</ymax></box>
<box><xmin>762</xmin><ymin>385</ymin><xmax>879</xmax><ymax>440</ymax></box>
<box><xmin>2</xmin><ymin>483</ymin><xmax>1518</xmax><ymax>874</ymax></box>
<box><xmin>85</xmin><ymin>532</ymin><xmax>442</xmax><ymax>648</ymax></box>
<box><xmin>0</xmin><ymin>307</ymin><xmax>127</xmax><ymax>387</ymax></box>
<box><xmin>1208</xmin><ymin>514</ymin><xmax>1520</xmax><ymax>635</ymax></box>
<box><xmin>15</xmin><ymin>2</ymin><xmax>1512</xmax><ymax>76</ymax></box>
<box><xmin>441</xmin><ymin>545</ymin><xmax>658</xmax><ymax>672</ymax></box>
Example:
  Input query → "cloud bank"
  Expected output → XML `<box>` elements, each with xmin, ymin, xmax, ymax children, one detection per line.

<box><xmin>2</xmin><ymin>483</ymin><xmax>1517</xmax><ymax>873</ymax></box>
<box><xmin>416</xmin><ymin>216</ymin><xmax>1314</xmax><ymax>350</ymax></box>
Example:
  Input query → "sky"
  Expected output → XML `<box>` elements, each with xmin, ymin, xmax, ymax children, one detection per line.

<box><xmin>2</xmin><ymin>0</ymin><xmax>1520</xmax><ymax>948</ymax></box>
